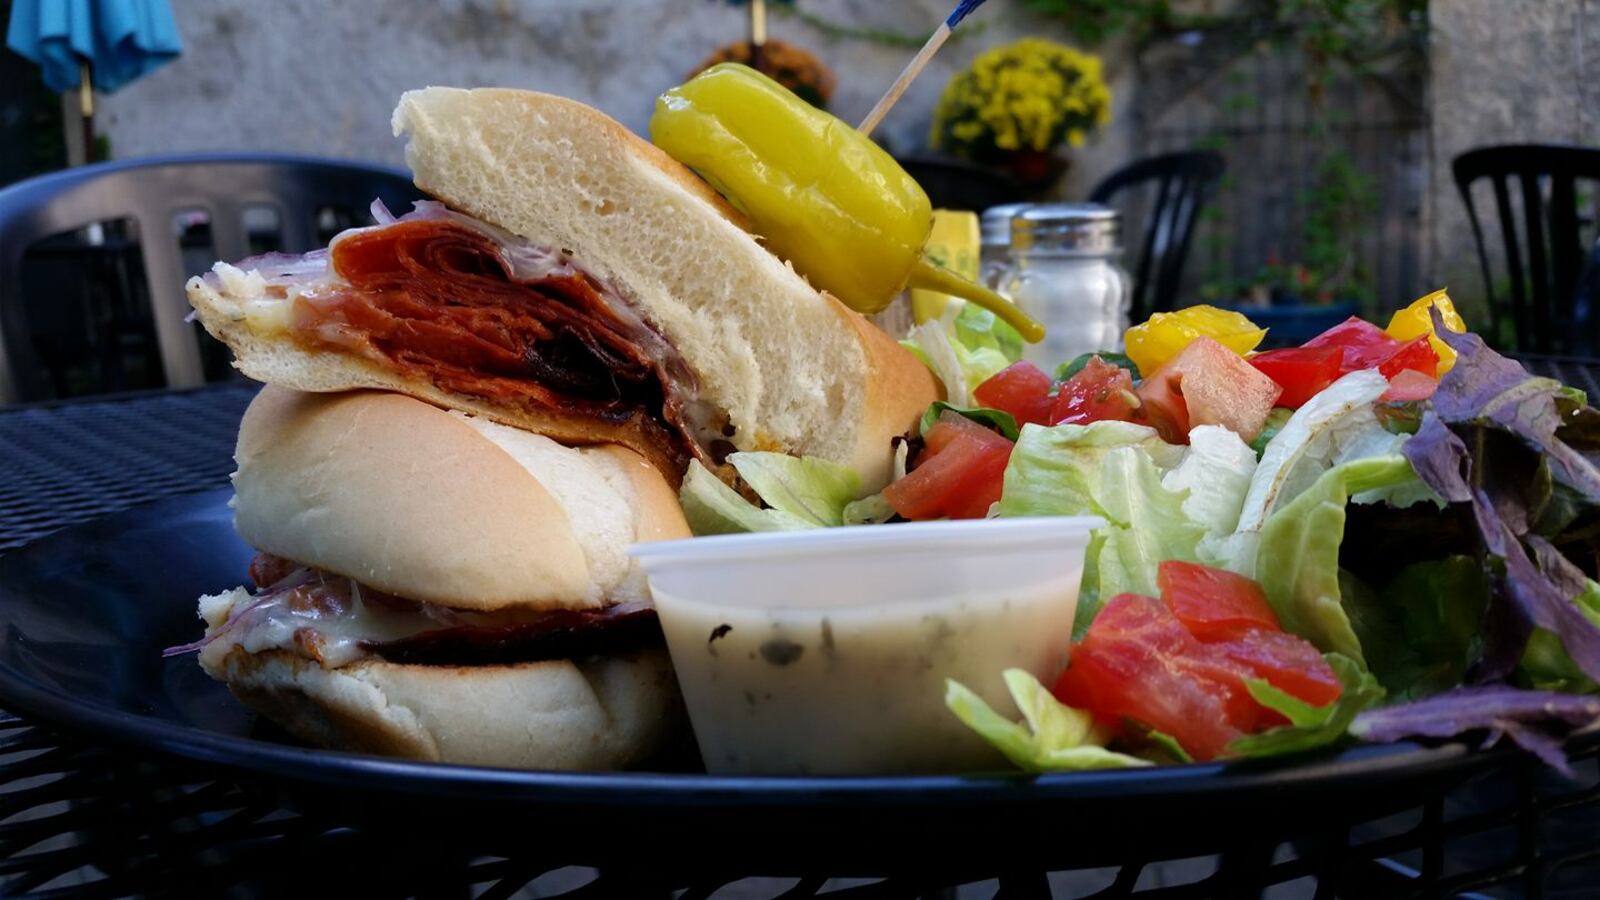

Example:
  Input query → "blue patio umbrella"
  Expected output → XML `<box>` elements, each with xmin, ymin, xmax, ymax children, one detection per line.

<box><xmin>6</xmin><ymin>0</ymin><xmax>183</xmax><ymax>162</ymax></box>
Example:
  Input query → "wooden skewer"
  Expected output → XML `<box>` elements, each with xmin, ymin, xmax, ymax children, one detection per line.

<box><xmin>857</xmin><ymin>22</ymin><xmax>951</xmax><ymax>138</ymax></box>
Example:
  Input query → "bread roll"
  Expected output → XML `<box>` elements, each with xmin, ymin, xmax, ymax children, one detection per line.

<box><xmin>187</xmin><ymin>86</ymin><xmax>938</xmax><ymax>492</ymax></box>
<box><xmin>232</xmin><ymin>386</ymin><xmax>688</xmax><ymax>611</ymax></box>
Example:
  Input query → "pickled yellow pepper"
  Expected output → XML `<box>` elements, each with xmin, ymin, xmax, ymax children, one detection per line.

<box><xmin>650</xmin><ymin>63</ymin><xmax>1044</xmax><ymax>342</ymax></box>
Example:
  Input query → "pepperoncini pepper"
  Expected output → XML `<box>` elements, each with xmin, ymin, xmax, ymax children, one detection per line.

<box><xmin>650</xmin><ymin>63</ymin><xmax>1044</xmax><ymax>342</ymax></box>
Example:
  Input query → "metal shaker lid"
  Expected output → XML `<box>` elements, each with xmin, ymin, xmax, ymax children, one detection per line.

<box><xmin>1010</xmin><ymin>203</ymin><xmax>1120</xmax><ymax>255</ymax></box>
<box><xmin>980</xmin><ymin>203</ymin><xmax>1032</xmax><ymax>247</ymax></box>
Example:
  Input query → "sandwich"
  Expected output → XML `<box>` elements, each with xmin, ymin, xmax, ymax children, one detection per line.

<box><xmin>178</xmin><ymin>385</ymin><xmax>688</xmax><ymax>770</ymax></box>
<box><xmin>185</xmin><ymin>87</ymin><xmax>940</xmax><ymax>492</ymax></box>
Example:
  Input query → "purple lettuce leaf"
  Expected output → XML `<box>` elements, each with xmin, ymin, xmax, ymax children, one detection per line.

<box><xmin>1430</xmin><ymin>311</ymin><xmax>1600</xmax><ymax>500</ymax></box>
<box><xmin>1350</xmin><ymin>685</ymin><xmax>1600</xmax><ymax>777</ymax></box>
<box><xmin>1401</xmin><ymin>413</ymin><xmax>1600</xmax><ymax>679</ymax></box>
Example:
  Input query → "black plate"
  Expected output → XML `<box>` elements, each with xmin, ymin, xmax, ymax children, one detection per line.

<box><xmin>0</xmin><ymin>490</ymin><xmax>1519</xmax><ymax>873</ymax></box>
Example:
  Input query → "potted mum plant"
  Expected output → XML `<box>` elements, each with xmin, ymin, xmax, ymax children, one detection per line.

<box><xmin>930</xmin><ymin>38</ymin><xmax>1112</xmax><ymax>191</ymax></box>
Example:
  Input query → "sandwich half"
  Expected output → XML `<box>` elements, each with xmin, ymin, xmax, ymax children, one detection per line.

<box><xmin>182</xmin><ymin>386</ymin><xmax>688</xmax><ymax>770</ymax></box>
<box><xmin>186</xmin><ymin>87</ymin><xmax>939</xmax><ymax>491</ymax></box>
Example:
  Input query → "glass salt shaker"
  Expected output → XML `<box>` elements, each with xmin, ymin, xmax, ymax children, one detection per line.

<box><xmin>1003</xmin><ymin>204</ymin><xmax>1131</xmax><ymax>369</ymax></box>
<box><xmin>979</xmin><ymin>202</ymin><xmax>1031</xmax><ymax>291</ymax></box>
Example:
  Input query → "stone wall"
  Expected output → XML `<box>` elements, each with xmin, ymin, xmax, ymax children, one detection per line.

<box><xmin>97</xmin><ymin>0</ymin><xmax>1137</xmax><ymax>199</ymax></box>
<box><xmin>1427</xmin><ymin>0</ymin><xmax>1600</xmax><ymax>319</ymax></box>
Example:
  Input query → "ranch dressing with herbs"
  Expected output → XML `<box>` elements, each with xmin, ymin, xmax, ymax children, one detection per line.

<box><xmin>655</xmin><ymin>579</ymin><xmax>1079</xmax><ymax>775</ymax></box>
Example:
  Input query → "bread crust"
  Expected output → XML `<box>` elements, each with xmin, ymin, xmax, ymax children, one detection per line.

<box><xmin>835</xmin><ymin>303</ymin><xmax>946</xmax><ymax>488</ymax></box>
<box><xmin>233</xmin><ymin>387</ymin><xmax>686</xmax><ymax>611</ymax></box>
<box><xmin>423</xmin><ymin>89</ymin><xmax>751</xmax><ymax>231</ymax></box>
<box><xmin>208</xmin><ymin>645</ymin><xmax>683</xmax><ymax>770</ymax></box>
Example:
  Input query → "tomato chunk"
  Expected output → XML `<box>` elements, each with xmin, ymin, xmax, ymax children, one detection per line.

<box><xmin>1381</xmin><ymin>368</ymin><xmax>1439</xmax><ymax>402</ymax></box>
<box><xmin>1211</xmin><ymin>629</ymin><xmax>1343</xmax><ymax>709</ymax></box>
<box><xmin>974</xmin><ymin>361</ymin><xmax>1055</xmax><ymax>427</ymax></box>
<box><xmin>1135</xmin><ymin>337</ymin><xmax>1282</xmax><ymax>443</ymax></box>
<box><xmin>1376</xmin><ymin>334</ymin><xmax>1439</xmax><ymax>380</ymax></box>
<box><xmin>1158</xmin><ymin>561</ymin><xmax>1280</xmax><ymax>641</ymax></box>
<box><xmin>1303</xmin><ymin>316</ymin><xmax>1401</xmax><ymax>372</ymax></box>
<box><xmin>884</xmin><ymin>412</ymin><xmax>1013</xmax><ymax>520</ymax></box>
<box><xmin>1248</xmin><ymin>346</ymin><xmax>1343</xmax><ymax>409</ymax></box>
<box><xmin>1133</xmin><ymin>363</ymin><xmax>1190</xmax><ymax>444</ymax></box>
<box><xmin>1050</xmin><ymin>356</ymin><xmax>1139</xmax><ymax>426</ymax></box>
<box><xmin>922</xmin><ymin>407</ymin><xmax>1010</xmax><ymax>455</ymax></box>
<box><xmin>1054</xmin><ymin>594</ymin><xmax>1255</xmax><ymax>760</ymax></box>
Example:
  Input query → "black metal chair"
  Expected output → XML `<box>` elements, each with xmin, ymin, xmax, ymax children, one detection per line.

<box><xmin>1089</xmin><ymin>150</ymin><xmax>1226</xmax><ymax>322</ymax></box>
<box><xmin>0</xmin><ymin>153</ymin><xmax>422</xmax><ymax>404</ymax></box>
<box><xmin>1453</xmin><ymin>144</ymin><xmax>1600</xmax><ymax>354</ymax></box>
<box><xmin>896</xmin><ymin>154</ymin><xmax>1026</xmax><ymax>212</ymax></box>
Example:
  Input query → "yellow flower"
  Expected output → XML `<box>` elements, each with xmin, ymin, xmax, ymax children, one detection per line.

<box><xmin>931</xmin><ymin>38</ymin><xmax>1112</xmax><ymax>161</ymax></box>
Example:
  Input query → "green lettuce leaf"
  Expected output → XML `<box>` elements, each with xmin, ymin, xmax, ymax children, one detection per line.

<box><xmin>1122</xmin><ymin>722</ymin><xmax>1194</xmax><ymax>763</ymax></box>
<box><xmin>996</xmin><ymin>421</ymin><xmax>1179</xmax><ymax>519</ymax></box>
<box><xmin>841</xmin><ymin>492</ymin><xmax>896</xmax><ymax>526</ymax></box>
<box><xmin>1253</xmin><ymin>455</ymin><xmax>1420</xmax><ymax>663</ymax></box>
<box><xmin>1162</xmin><ymin>425</ymin><xmax>1257</xmax><ymax>541</ymax></box>
<box><xmin>1216</xmin><ymin>370</ymin><xmax>1391</xmax><ymax>574</ymax></box>
<box><xmin>998</xmin><ymin>421</ymin><xmax>1195</xmax><ymax>622</ymax></box>
<box><xmin>679</xmin><ymin>460</ymin><xmax>812</xmax><ymax>535</ymax></box>
<box><xmin>953</xmin><ymin>302</ymin><xmax>1023</xmax><ymax>365</ymax></box>
<box><xmin>919</xmin><ymin>402</ymin><xmax>1020</xmax><ymax>440</ymax></box>
<box><xmin>1227</xmin><ymin>654</ymin><xmax>1385</xmax><ymax>757</ymax></box>
<box><xmin>1361</xmin><ymin>557</ymin><xmax>1488</xmax><ymax>700</ymax></box>
<box><xmin>903</xmin><ymin>322</ymin><xmax>974</xmax><ymax>406</ymax></box>
<box><xmin>727</xmin><ymin>452</ymin><xmax>860</xmax><ymax>528</ymax></box>
<box><xmin>945</xmin><ymin>670</ymin><xmax>1150</xmax><ymax>771</ymax></box>
<box><xmin>903</xmin><ymin>319</ymin><xmax>1011</xmax><ymax>405</ymax></box>
<box><xmin>1521</xmin><ymin>578</ymin><xmax>1600</xmax><ymax>694</ymax></box>
<box><xmin>1092</xmin><ymin>446</ymin><xmax>1206</xmax><ymax>599</ymax></box>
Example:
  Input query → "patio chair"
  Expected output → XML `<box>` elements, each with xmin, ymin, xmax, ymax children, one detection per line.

<box><xmin>1089</xmin><ymin>150</ymin><xmax>1227</xmax><ymax>322</ymax></box>
<box><xmin>0</xmin><ymin>153</ymin><xmax>421</xmax><ymax>404</ymax></box>
<box><xmin>896</xmin><ymin>154</ymin><xmax>1026</xmax><ymax>212</ymax></box>
<box><xmin>1453</xmin><ymin>144</ymin><xmax>1600</xmax><ymax>354</ymax></box>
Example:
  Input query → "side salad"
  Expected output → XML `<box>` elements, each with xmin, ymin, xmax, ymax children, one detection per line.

<box><xmin>678</xmin><ymin>293</ymin><xmax>1600</xmax><ymax>774</ymax></box>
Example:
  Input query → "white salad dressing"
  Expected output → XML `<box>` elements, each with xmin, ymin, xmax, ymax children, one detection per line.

<box><xmin>631</xmin><ymin>517</ymin><xmax>1100</xmax><ymax>775</ymax></box>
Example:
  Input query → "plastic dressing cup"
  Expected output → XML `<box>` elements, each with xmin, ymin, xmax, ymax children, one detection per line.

<box><xmin>628</xmin><ymin>517</ymin><xmax>1102</xmax><ymax>775</ymax></box>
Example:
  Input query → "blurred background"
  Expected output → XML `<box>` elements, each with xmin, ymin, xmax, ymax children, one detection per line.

<box><xmin>1</xmin><ymin>0</ymin><xmax>1594</xmax><ymax>401</ymax></box>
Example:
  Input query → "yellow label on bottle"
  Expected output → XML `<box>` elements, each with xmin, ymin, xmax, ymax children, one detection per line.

<box><xmin>910</xmin><ymin>210</ymin><xmax>980</xmax><ymax>324</ymax></box>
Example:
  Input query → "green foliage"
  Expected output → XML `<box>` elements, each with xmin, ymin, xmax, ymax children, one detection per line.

<box><xmin>1026</xmin><ymin>0</ymin><xmax>1426</xmax><ymax>64</ymax></box>
<box><xmin>1300</xmin><ymin>148</ymin><xmax>1380</xmax><ymax>305</ymax></box>
<box><xmin>772</xmin><ymin>6</ymin><xmax>987</xmax><ymax>50</ymax></box>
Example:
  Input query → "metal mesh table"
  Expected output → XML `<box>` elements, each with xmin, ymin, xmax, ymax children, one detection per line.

<box><xmin>1</xmin><ymin>378</ymin><xmax>1599</xmax><ymax>898</ymax></box>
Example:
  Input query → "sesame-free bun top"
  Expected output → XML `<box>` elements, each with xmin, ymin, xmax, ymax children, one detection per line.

<box><xmin>231</xmin><ymin>386</ymin><xmax>689</xmax><ymax>612</ymax></box>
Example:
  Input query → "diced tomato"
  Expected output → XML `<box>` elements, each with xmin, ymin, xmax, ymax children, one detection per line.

<box><xmin>974</xmin><ymin>361</ymin><xmax>1055</xmax><ymax>427</ymax></box>
<box><xmin>1081</xmin><ymin>589</ymin><xmax>1193</xmax><ymax>650</ymax></box>
<box><xmin>1167</xmin><ymin>649</ymin><xmax>1268</xmax><ymax>734</ymax></box>
<box><xmin>1133</xmin><ymin>363</ymin><xmax>1190</xmax><ymax>444</ymax></box>
<box><xmin>1050</xmin><ymin>356</ymin><xmax>1139</xmax><ymax>426</ymax></box>
<box><xmin>1303</xmin><ymin>316</ymin><xmax>1402</xmax><ymax>372</ymax></box>
<box><xmin>1381</xmin><ymin>368</ymin><xmax>1439</xmax><ymax>403</ymax></box>
<box><xmin>883</xmin><ymin>412</ymin><xmax>1013</xmax><ymax>520</ymax></box>
<box><xmin>1211</xmin><ymin>629</ymin><xmax>1344</xmax><ymax>709</ymax></box>
<box><xmin>1158</xmin><ymin>561</ymin><xmax>1280</xmax><ymax>641</ymax></box>
<box><xmin>922</xmin><ymin>407</ymin><xmax>1011</xmax><ymax>456</ymax></box>
<box><xmin>1376</xmin><ymin>334</ymin><xmax>1439</xmax><ymax>380</ymax></box>
<box><xmin>1248</xmin><ymin>346</ymin><xmax>1343</xmax><ymax>409</ymax></box>
<box><xmin>1135</xmin><ymin>337</ymin><xmax>1282</xmax><ymax>443</ymax></box>
<box><xmin>1054</xmin><ymin>594</ymin><xmax>1259</xmax><ymax>759</ymax></box>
